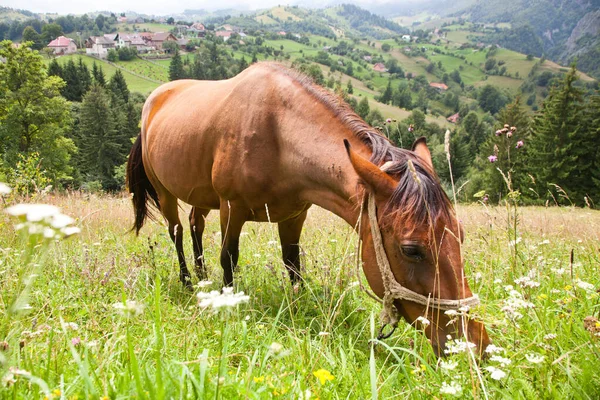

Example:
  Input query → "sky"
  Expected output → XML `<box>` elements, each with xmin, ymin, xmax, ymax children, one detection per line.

<box><xmin>2</xmin><ymin>0</ymin><xmax>408</xmax><ymax>16</ymax></box>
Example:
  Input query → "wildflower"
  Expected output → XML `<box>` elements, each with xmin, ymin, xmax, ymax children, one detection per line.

<box><xmin>197</xmin><ymin>287</ymin><xmax>249</xmax><ymax>311</ymax></box>
<box><xmin>0</xmin><ymin>182</ymin><xmax>11</xmax><ymax>195</ymax></box>
<box><xmin>516</xmin><ymin>140</ymin><xmax>524</xmax><ymax>149</ymax></box>
<box><xmin>525</xmin><ymin>353</ymin><xmax>545</xmax><ymax>364</ymax></box>
<box><xmin>100</xmin><ymin>397</ymin><xmax>110</xmax><ymax>400</ymax></box>
<box><xmin>474</xmin><ymin>272</ymin><xmax>483</xmax><ymax>282</ymax></box>
<box><xmin>444</xmin><ymin>310</ymin><xmax>458</xmax><ymax>317</ymax></box>
<box><xmin>575</xmin><ymin>280</ymin><xmax>594</xmax><ymax>291</ymax></box>
<box><xmin>196</xmin><ymin>280</ymin><xmax>213</xmax><ymax>288</ymax></box>
<box><xmin>543</xmin><ymin>333</ymin><xmax>557</xmax><ymax>341</ymax></box>
<box><xmin>484</xmin><ymin>344</ymin><xmax>505</xmax><ymax>354</ymax></box>
<box><xmin>485</xmin><ymin>366</ymin><xmax>506</xmax><ymax>380</ymax></box>
<box><xmin>5</xmin><ymin>204</ymin><xmax>80</xmax><ymax>238</ymax></box>
<box><xmin>488</xmin><ymin>155</ymin><xmax>497</xmax><ymax>163</ymax></box>
<box><xmin>444</xmin><ymin>339</ymin><xmax>476</xmax><ymax>355</ymax></box>
<box><xmin>71</xmin><ymin>337</ymin><xmax>81</xmax><ymax>347</ymax></box>
<box><xmin>440</xmin><ymin>381</ymin><xmax>462</xmax><ymax>396</ymax></box>
<box><xmin>112</xmin><ymin>300</ymin><xmax>144</xmax><ymax>316</ymax></box>
<box><xmin>386</xmin><ymin>118</ymin><xmax>392</xmax><ymax>124</ymax></box>
<box><xmin>408</xmin><ymin>124</ymin><xmax>414</xmax><ymax>132</ymax></box>
<box><xmin>440</xmin><ymin>360</ymin><xmax>458</xmax><ymax>371</ymax></box>
<box><xmin>514</xmin><ymin>276</ymin><xmax>540</xmax><ymax>288</ymax></box>
<box><xmin>318</xmin><ymin>331</ymin><xmax>330</xmax><ymax>337</ymax></box>
<box><xmin>490</xmin><ymin>355</ymin><xmax>511</xmax><ymax>366</ymax></box>
<box><xmin>482</xmin><ymin>195</ymin><xmax>489</xmax><ymax>203</ymax></box>
<box><xmin>416</xmin><ymin>316</ymin><xmax>430</xmax><ymax>327</ymax></box>
<box><xmin>253</xmin><ymin>376</ymin><xmax>265</xmax><ymax>383</ymax></box>
<box><xmin>313</xmin><ymin>368</ymin><xmax>334</xmax><ymax>385</ymax></box>
<box><xmin>269</xmin><ymin>342</ymin><xmax>284</xmax><ymax>354</ymax></box>
<box><xmin>506</xmin><ymin>131</ymin><xmax>513</xmax><ymax>138</ymax></box>
<box><xmin>52</xmin><ymin>389</ymin><xmax>61</xmax><ymax>397</ymax></box>
<box><xmin>495</xmin><ymin>129</ymin><xmax>503</xmax><ymax>136</ymax></box>
<box><xmin>64</xmin><ymin>322</ymin><xmax>79</xmax><ymax>331</ymax></box>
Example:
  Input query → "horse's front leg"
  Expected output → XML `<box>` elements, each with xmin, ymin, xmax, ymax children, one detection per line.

<box><xmin>219</xmin><ymin>200</ymin><xmax>247</xmax><ymax>286</ymax></box>
<box><xmin>278</xmin><ymin>208</ymin><xmax>309</xmax><ymax>285</ymax></box>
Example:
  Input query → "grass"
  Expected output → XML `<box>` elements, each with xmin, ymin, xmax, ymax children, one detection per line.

<box><xmin>1</xmin><ymin>191</ymin><xmax>600</xmax><ymax>398</ymax></box>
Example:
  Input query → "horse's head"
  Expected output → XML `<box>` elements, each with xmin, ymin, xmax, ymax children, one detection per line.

<box><xmin>345</xmin><ymin>138</ymin><xmax>490</xmax><ymax>357</ymax></box>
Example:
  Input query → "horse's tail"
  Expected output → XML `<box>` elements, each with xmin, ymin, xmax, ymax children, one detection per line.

<box><xmin>126</xmin><ymin>134</ymin><xmax>160</xmax><ymax>235</ymax></box>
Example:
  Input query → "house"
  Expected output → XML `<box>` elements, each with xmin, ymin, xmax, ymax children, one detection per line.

<box><xmin>118</xmin><ymin>33</ymin><xmax>150</xmax><ymax>52</ymax></box>
<box><xmin>217</xmin><ymin>24</ymin><xmax>234</xmax><ymax>32</ymax></box>
<box><xmin>85</xmin><ymin>36</ymin><xmax>116</xmax><ymax>58</ymax></box>
<box><xmin>278</xmin><ymin>31</ymin><xmax>286</xmax><ymax>36</ymax></box>
<box><xmin>363</xmin><ymin>55</ymin><xmax>372</xmax><ymax>61</ymax></box>
<box><xmin>429</xmin><ymin>82</ymin><xmax>448</xmax><ymax>92</ymax></box>
<box><xmin>177</xmin><ymin>38</ymin><xmax>190</xmax><ymax>50</ymax></box>
<box><xmin>373</xmin><ymin>63</ymin><xmax>388</xmax><ymax>72</ymax></box>
<box><xmin>447</xmin><ymin>112</ymin><xmax>460</xmax><ymax>124</ymax></box>
<box><xmin>150</xmin><ymin>32</ymin><xmax>177</xmax><ymax>50</ymax></box>
<box><xmin>401</xmin><ymin>34</ymin><xmax>411</xmax><ymax>42</ymax></box>
<box><xmin>47</xmin><ymin>36</ymin><xmax>77</xmax><ymax>55</ymax></box>
<box><xmin>117</xmin><ymin>16</ymin><xmax>127</xmax><ymax>23</ymax></box>
<box><xmin>215</xmin><ymin>31</ymin><xmax>233</xmax><ymax>41</ymax></box>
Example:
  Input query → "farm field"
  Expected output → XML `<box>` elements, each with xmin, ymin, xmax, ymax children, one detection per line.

<box><xmin>1</xmin><ymin>194</ymin><xmax>600</xmax><ymax>398</ymax></box>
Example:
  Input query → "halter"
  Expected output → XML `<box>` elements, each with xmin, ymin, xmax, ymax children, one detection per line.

<box><xmin>367</xmin><ymin>193</ymin><xmax>480</xmax><ymax>339</ymax></box>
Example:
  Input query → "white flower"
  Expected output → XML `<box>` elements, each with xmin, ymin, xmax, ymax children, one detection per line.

<box><xmin>508</xmin><ymin>237</ymin><xmax>522</xmax><ymax>247</ymax></box>
<box><xmin>440</xmin><ymin>360</ymin><xmax>458</xmax><ymax>371</ymax></box>
<box><xmin>197</xmin><ymin>287</ymin><xmax>249</xmax><ymax>311</ymax></box>
<box><xmin>575</xmin><ymin>280</ymin><xmax>594</xmax><ymax>291</ymax></box>
<box><xmin>525</xmin><ymin>353</ymin><xmax>545</xmax><ymax>364</ymax></box>
<box><xmin>416</xmin><ymin>316</ymin><xmax>430</xmax><ymax>327</ymax></box>
<box><xmin>269</xmin><ymin>342</ymin><xmax>284</xmax><ymax>354</ymax></box>
<box><xmin>61</xmin><ymin>226</ymin><xmax>81</xmax><ymax>236</ymax></box>
<box><xmin>64</xmin><ymin>322</ymin><xmax>79</xmax><ymax>331</ymax></box>
<box><xmin>514</xmin><ymin>276</ymin><xmax>540</xmax><ymax>288</ymax></box>
<box><xmin>5</xmin><ymin>204</ymin><xmax>60</xmax><ymax>221</ymax></box>
<box><xmin>543</xmin><ymin>333</ymin><xmax>557</xmax><ymax>341</ymax></box>
<box><xmin>490</xmin><ymin>355</ymin><xmax>511</xmax><ymax>366</ymax></box>
<box><xmin>5</xmin><ymin>203</ymin><xmax>80</xmax><ymax>238</ymax></box>
<box><xmin>444</xmin><ymin>310</ymin><xmax>458</xmax><ymax>317</ymax></box>
<box><xmin>318</xmin><ymin>331</ymin><xmax>330</xmax><ymax>337</ymax></box>
<box><xmin>485</xmin><ymin>344</ymin><xmax>505</xmax><ymax>354</ymax></box>
<box><xmin>0</xmin><ymin>182</ymin><xmax>11</xmax><ymax>195</ymax></box>
<box><xmin>112</xmin><ymin>300</ymin><xmax>144</xmax><ymax>316</ymax></box>
<box><xmin>196</xmin><ymin>280</ymin><xmax>213</xmax><ymax>288</ymax></box>
<box><xmin>440</xmin><ymin>381</ymin><xmax>462</xmax><ymax>396</ymax></box>
<box><xmin>474</xmin><ymin>272</ymin><xmax>483</xmax><ymax>282</ymax></box>
<box><xmin>539</xmin><ymin>239</ymin><xmax>550</xmax><ymax>245</ymax></box>
<box><xmin>444</xmin><ymin>339</ymin><xmax>476</xmax><ymax>355</ymax></box>
<box><xmin>485</xmin><ymin>366</ymin><xmax>506</xmax><ymax>380</ymax></box>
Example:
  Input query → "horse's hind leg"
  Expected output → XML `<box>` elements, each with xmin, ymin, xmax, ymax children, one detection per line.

<box><xmin>278</xmin><ymin>209</ymin><xmax>309</xmax><ymax>285</ymax></box>
<box><xmin>160</xmin><ymin>194</ymin><xmax>192</xmax><ymax>288</ymax></box>
<box><xmin>219</xmin><ymin>200</ymin><xmax>247</xmax><ymax>286</ymax></box>
<box><xmin>189</xmin><ymin>207</ymin><xmax>210</xmax><ymax>281</ymax></box>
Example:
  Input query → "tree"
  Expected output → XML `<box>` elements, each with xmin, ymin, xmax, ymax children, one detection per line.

<box><xmin>357</xmin><ymin>96</ymin><xmax>370</xmax><ymax>120</ymax></box>
<box><xmin>379</xmin><ymin>80</ymin><xmax>393</xmax><ymax>104</ymax></box>
<box><xmin>392</xmin><ymin>82</ymin><xmax>412</xmax><ymax>109</ymax></box>
<box><xmin>47</xmin><ymin>58</ymin><xmax>63</xmax><ymax>78</ymax></box>
<box><xmin>22</xmin><ymin>26</ymin><xmax>42</xmax><ymax>50</ymax></box>
<box><xmin>169</xmin><ymin>49</ymin><xmax>186</xmax><ymax>80</ymax></box>
<box><xmin>238</xmin><ymin>57</ymin><xmax>248</xmax><ymax>74</ymax></box>
<box><xmin>167</xmin><ymin>17</ymin><xmax>175</xmax><ymax>25</ymax></box>
<box><xmin>381</xmin><ymin>43</ymin><xmax>391</xmax><ymax>52</ymax></box>
<box><xmin>95</xmin><ymin>14</ymin><xmax>106</xmax><ymax>30</ymax></box>
<box><xmin>479</xmin><ymin>85</ymin><xmax>509</xmax><ymax>114</ymax></box>
<box><xmin>527</xmin><ymin>66</ymin><xmax>596</xmax><ymax>205</ymax></box>
<box><xmin>108</xmin><ymin>69</ymin><xmax>129</xmax><ymax>103</ymax></box>
<box><xmin>92</xmin><ymin>62</ymin><xmax>106</xmax><ymax>86</ymax></box>
<box><xmin>61</xmin><ymin>59</ymin><xmax>82</xmax><ymax>101</ymax></box>
<box><xmin>0</xmin><ymin>41</ymin><xmax>75</xmax><ymax>183</ymax></box>
<box><xmin>77</xmin><ymin>58</ymin><xmax>92</xmax><ymax>95</ymax></box>
<box><xmin>41</xmin><ymin>23</ymin><xmax>63</xmax><ymax>43</ymax></box>
<box><xmin>346</xmin><ymin>79</ymin><xmax>353</xmax><ymax>94</ymax></box>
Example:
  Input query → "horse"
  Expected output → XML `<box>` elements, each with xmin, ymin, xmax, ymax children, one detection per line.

<box><xmin>126</xmin><ymin>62</ymin><xmax>490</xmax><ymax>356</ymax></box>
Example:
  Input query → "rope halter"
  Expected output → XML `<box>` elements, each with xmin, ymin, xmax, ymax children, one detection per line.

<box><xmin>366</xmin><ymin>193</ymin><xmax>480</xmax><ymax>338</ymax></box>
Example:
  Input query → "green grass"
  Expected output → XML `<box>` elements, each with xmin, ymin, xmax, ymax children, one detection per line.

<box><xmin>49</xmin><ymin>54</ymin><xmax>161</xmax><ymax>94</ymax></box>
<box><xmin>1</xmin><ymin>194</ymin><xmax>600</xmax><ymax>398</ymax></box>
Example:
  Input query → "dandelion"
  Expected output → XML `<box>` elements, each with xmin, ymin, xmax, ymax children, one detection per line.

<box><xmin>488</xmin><ymin>155</ymin><xmax>497</xmax><ymax>163</ymax></box>
<box><xmin>440</xmin><ymin>381</ymin><xmax>462</xmax><ymax>396</ymax></box>
<box><xmin>197</xmin><ymin>287</ymin><xmax>249</xmax><ymax>311</ymax></box>
<box><xmin>525</xmin><ymin>353</ymin><xmax>545</xmax><ymax>364</ymax></box>
<box><xmin>313</xmin><ymin>368</ymin><xmax>334</xmax><ymax>385</ymax></box>
<box><xmin>112</xmin><ymin>300</ymin><xmax>144</xmax><ymax>316</ymax></box>
<box><xmin>0</xmin><ymin>182</ymin><xmax>11</xmax><ymax>195</ymax></box>
<box><xmin>516</xmin><ymin>140</ymin><xmax>524</xmax><ymax>149</ymax></box>
<box><xmin>485</xmin><ymin>366</ymin><xmax>506</xmax><ymax>380</ymax></box>
<box><xmin>416</xmin><ymin>316</ymin><xmax>430</xmax><ymax>327</ymax></box>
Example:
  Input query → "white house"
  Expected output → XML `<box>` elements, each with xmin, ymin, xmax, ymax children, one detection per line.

<box><xmin>85</xmin><ymin>36</ymin><xmax>116</xmax><ymax>58</ymax></box>
<box><xmin>401</xmin><ymin>34</ymin><xmax>411</xmax><ymax>42</ymax></box>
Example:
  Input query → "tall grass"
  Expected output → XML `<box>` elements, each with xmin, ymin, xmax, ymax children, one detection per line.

<box><xmin>1</xmin><ymin>192</ymin><xmax>599</xmax><ymax>398</ymax></box>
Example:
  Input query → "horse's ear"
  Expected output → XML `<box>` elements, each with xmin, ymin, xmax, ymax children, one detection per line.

<box><xmin>411</xmin><ymin>136</ymin><xmax>434</xmax><ymax>170</ymax></box>
<box><xmin>344</xmin><ymin>139</ymin><xmax>396</xmax><ymax>200</ymax></box>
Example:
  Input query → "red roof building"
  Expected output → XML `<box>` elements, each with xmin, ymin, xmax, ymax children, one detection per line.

<box><xmin>373</xmin><ymin>63</ymin><xmax>388</xmax><ymax>72</ymax></box>
<box><xmin>47</xmin><ymin>36</ymin><xmax>77</xmax><ymax>55</ymax></box>
<box><xmin>429</xmin><ymin>82</ymin><xmax>449</xmax><ymax>91</ymax></box>
<box><xmin>447</xmin><ymin>112</ymin><xmax>460</xmax><ymax>124</ymax></box>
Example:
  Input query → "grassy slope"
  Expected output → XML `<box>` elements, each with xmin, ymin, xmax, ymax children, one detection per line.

<box><xmin>1</xmin><ymin>195</ymin><xmax>600</xmax><ymax>398</ymax></box>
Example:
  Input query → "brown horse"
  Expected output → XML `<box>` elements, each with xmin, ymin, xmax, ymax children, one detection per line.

<box><xmin>126</xmin><ymin>62</ymin><xmax>490</xmax><ymax>356</ymax></box>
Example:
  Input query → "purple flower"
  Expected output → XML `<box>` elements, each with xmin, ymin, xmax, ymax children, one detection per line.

<box><xmin>506</xmin><ymin>131</ymin><xmax>513</xmax><ymax>138</ymax></box>
<box><xmin>408</xmin><ymin>124</ymin><xmax>414</xmax><ymax>132</ymax></box>
<box><xmin>495</xmin><ymin>130</ymin><xmax>503</xmax><ymax>136</ymax></box>
<box><xmin>488</xmin><ymin>155</ymin><xmax>498</xmax><ymax>163</ymax></box>
<box><xmin>516</xmin><ymin>140</ymin><xmax>524</xmax><ymax>149</ymax></box>
<box><xmin>71</xmin><ymin>337</ymin><xmax>81</xmax><ymax>347</ymax></box>
<box><xmin>386</xmin><ymin>118</ymin><xmax>392</xmax><ymax>124</ymax></box>
<box><xmin>483</xmin><ymin>195</ymin><xmax>489</xmax><ymax>202</ymax></box>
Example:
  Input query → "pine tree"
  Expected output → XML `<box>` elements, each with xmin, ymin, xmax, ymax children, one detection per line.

<box><xmin>356</xmin><ymin>96</ymin><xmax>370</xmax><ymax>120</ymax></box>
<box><xmin>108</xmin><ymin>69</ymin><xmax>129</xmax><ymax>103</ymax></box>
<box><xmin>577</xmin><ymin>92</ymin><xmax>600</xmax><ymax>204</ymax></box>
<box><xmin>47</xmin><ymin>59</ymin><xmax>63</xmax><ymax>79</ymax></box>
<box><xmin>346</xmin><ymin>79</ymin><xmax>353</xmax><ymax>94</ymax></box>
<box><xmin>61</xmin><ymin>59</ymin><xmax>83</xmax><ymax>101</ymax></box>
<box><xmin>77</xmin><ymin>58</ymin><xmax>92</xmax><ymax>96</ymax></box>
<box><xmin>380</xmin><ymin>80</ymin><xmax>393</xmax><ymax>104</ymax></box>
<box><xmin>527</xmin><ymin>66</ymin><xmax>585</xmax><ymax>204</ymax></box>
<box><xmin>238</xmin><ymin>57</ymin><xmax>248</xmax><ymax>74</ymax></box>
<box><xmin>92</xmin><ymin>62</ymin><xmax>106</xmax><ymax>86</ymax></box>
<box><xmin>251</xmin><ymin>53</ymin><xmax>258</xmax><ymax>64</ymax></box>
<box><xmin>169</xmin><ymin>49</ymin><xmax>186</xmax><ymax>81</ymax></box>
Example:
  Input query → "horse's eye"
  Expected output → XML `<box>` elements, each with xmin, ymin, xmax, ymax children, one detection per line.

<box><xmin>401</xmin><ymin>245</ymin><xmax>425</xmax><ymax>261</ymax></box>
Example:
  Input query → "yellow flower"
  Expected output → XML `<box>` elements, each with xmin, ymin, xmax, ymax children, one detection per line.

<box><xmin>564</xmin><ymin>285</ymin><xmax>573</xmax><ymax>291</ymax></box>
<box><xmin>537</xmin><ymin>294</ymin><xmax>548</xmax><ymax>300</ymax></box>
<box><xmin>100</xmin><ymin>396</ymin><xmax>110</xmax><ymax>400</ymax></box>
<box><xmin>253</xmin><ymin>376</ymin><xmax>265</xmax><ymax>383</ymax></box>
<box><xmin>313</xmin><ymin>368</ymin><xmax>334</xmax><ymax>385</ymax></box>
<box><xmin>52</xmin><ymin>390</ymin><xmax>61</xmax><ymax>397</ymax></box>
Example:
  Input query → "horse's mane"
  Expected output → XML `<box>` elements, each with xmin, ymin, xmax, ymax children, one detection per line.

<box><xmin>259</xmin><ymin>62</ymin><xmax>453</xmax><ymax>226</ymax></box>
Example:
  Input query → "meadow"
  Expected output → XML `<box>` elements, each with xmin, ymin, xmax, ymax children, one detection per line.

<box><xmin>1</xmin><ymin>191</ymin><xmax>599</xmax><ymax>399</ymax></box>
